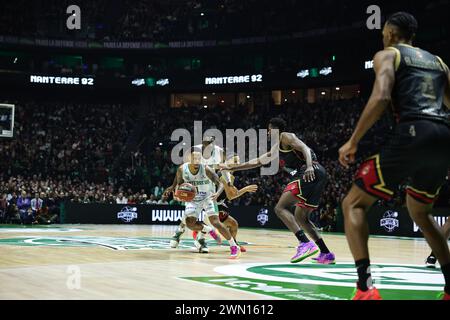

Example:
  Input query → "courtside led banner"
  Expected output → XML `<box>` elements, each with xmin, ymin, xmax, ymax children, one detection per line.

<box><xmin>63</xmin><ymin>203</ymin><xmax>285</xmax><ymax>229</ymax></box>
<box><xmin>205</xmin><ymin>74</ymin><xmax>263</xmax><ymax>85</ymax></box>
<box><xmin>335</xmin><ymin>204</ymin><xmax>449</xmax><ymax>237</ymax></box>
<box><xmin>30</xmin><ymin>75</ymin><xmax>94</xmax><ymax>86</ymax></box>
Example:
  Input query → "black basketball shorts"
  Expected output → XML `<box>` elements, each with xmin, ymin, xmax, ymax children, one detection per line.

<box><xmin>354</xmin><ymin>120</ymin><xmax>450</xmax><ymax>204</ymax></box>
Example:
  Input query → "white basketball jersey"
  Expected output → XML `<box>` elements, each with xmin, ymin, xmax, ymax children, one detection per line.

<box><xmin>195</xmin><ymin>144</ymin><xmax>223</xmax><ymax>194</ymax></box>
<box><xmin>181</xmin><ymin>163</ymin><xmax>214</xmax><ymax>202</ymax></box>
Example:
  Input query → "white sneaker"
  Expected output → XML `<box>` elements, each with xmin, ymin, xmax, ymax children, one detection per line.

<box><xmin>170</xmin><ymin>230</ymin><xmax>184</xmax><ymax>248</ymax></box>
<box><xmin>195</xmin><ymin>238</ymin><xmax>209</xmax><ymax>253</ymax></box>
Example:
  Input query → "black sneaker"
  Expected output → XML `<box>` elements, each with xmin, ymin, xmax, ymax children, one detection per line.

<box><xmin>425</xmin><ymin>255</ymin><xmax>437</xmax><ymax>268</ymax></box>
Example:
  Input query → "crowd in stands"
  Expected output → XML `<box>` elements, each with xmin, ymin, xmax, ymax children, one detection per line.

<box><xmin>1</xmin><ymin>1</ymin><xmax>449</xmax><ymax>231</ymax></box>
<box><xmin>1</xmin><ymin>1</ymin><xmax>449</xmax><ymax>83</ymax></box>
<box><xmin>1</xmin><ymin>96</ymin><xmax>449</xmax><ymax>229</ymax></box>
<box><xmin>1</xmin><ymin>0</ymin><xmax>446</xmax><ymax>42</ymax></box>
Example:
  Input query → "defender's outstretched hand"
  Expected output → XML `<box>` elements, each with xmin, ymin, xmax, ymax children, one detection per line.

<box><xmin>244</xmin><ymin>184</ymin><xmax>258</xmax><ymax>193</ymax></box>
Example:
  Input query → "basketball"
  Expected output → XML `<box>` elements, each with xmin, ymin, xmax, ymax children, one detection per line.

<box><xmin>174</xmin><ymin>183</ymin><xmax>197</xmax><ymax>202</ymax></box>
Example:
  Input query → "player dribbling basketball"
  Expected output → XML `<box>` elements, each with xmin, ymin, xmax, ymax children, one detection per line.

<box><xmin>198</xmin><ymin>153</ymin><xmax>258</xmax><ymax>253</ymax></box>
<box><xmin>166</xmin><ymin>147</ymin><xmax>241</xmax><ymax>258</ymax></box>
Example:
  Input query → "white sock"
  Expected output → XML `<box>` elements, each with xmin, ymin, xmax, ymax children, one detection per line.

<box><xmin>178</xmin><ymin>225</ymin><xmax>185</xmax><ymax>233</ymax></box>
<box><xmin>201</xmin><ymin>225</ymin><xmax>212</xmax><ymax>234</ymax></box>
<box><xmin>228</xmin><ymin>238</ymin><xmax>237</xmax><ymax>247</ymax></box>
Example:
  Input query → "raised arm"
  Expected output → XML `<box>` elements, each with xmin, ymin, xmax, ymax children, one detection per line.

<box><xmin>218</xmin><ymin>174</ymin><xmax>258</xmax><ymax>200</ymax></box>
<box><xmin>219</xmin><ymin>143</ymin><xmax>279</xmax><ymax>172</ymax></box>
<box><xmin>226</xmin><ymin>184</ymin><xmax>258</xmax><ymax>201</ymax></box>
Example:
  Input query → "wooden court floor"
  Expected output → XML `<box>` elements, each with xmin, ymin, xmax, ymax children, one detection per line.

<box><xmin>0</xmin><ymin>224</ymin><xmax>444</xmax><ymax>300</ymax></box>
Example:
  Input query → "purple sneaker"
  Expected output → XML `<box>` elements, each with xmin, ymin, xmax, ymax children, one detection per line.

<box><xmin>290</xmin><ymin>241</ymin><xmax>319</xmax><ymax>263</ymax></box>
<box><xmin>312</xmin><ymin>252</ymin><xmax>336</xmax><ymax>264</ymax></box>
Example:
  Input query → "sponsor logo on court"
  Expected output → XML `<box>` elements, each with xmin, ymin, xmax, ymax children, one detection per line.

<box><xmin>257</xmin><ymin>209</ymin><xmax>269</xmax><ymax>226</ymax></box>
<box><xmin>380</xmin><ymin>210</ymin><xmax>400</xmax><ymax>232</ymax></box>
<box><xmin>182</xmin><ymin>262</ymin><xmax>443</xmax><ymax>300</ymax></box>
<box><xmin>117</xmin><ymin>206</ymin><xmax>138</xmax><ymax>223</ymax></box>
<box><xmin>0</xmin><ymin>236</ymin><xmax>249</xmax><ymax>251</ymax></box>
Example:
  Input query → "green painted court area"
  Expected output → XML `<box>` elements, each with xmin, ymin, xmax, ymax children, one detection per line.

<box><xmin>0</xmin><ymin>224</ymin><xmax>78</xmax><ymax>229</ymax></box>
<box><xmin>0</xmin><ymin>236</ymin><xmax>249</xmax><ymax>250</ymax></box>
<box><xmin>0</xmin><ymin>224</ymin><xmax>85</xmax><ymax>233</ymax></box>
<box><xmin>182</xmin><ymin>262</ymin><xmax>444</xmax><ymax>300</ymax></box>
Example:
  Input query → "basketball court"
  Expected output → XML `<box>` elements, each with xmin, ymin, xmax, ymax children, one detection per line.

<box><xmin>0</xmin><ymin>224</ymin><xmax>444</xmax><ymax>300</ymax></box>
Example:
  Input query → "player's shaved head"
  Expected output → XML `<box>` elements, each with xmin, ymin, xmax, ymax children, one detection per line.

<box><xmin>386</xmin><ymin>12</ymin><xmax>418</xmax><ymax>42</ymax></box>
<box><xmin>383</xmin><ymin>12</ymin><xmax>418</xmax><ymax>48</ymax></box>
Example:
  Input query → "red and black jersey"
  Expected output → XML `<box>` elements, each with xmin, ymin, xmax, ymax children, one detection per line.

<box><xmin>278</xmin><ymin>143</ymin><xmax>318</xmax><ymax>176</ymax></box>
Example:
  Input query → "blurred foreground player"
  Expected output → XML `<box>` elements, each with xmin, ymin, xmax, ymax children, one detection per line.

<box><xmin>426</xmin><ymin>218</ymin><xmax>450</xmax><ymax>268</ymax></box>
<box><xmin>339</xmin><ymin>12</ymin><xmax>450</xmax><ymax>300</ymax></box>
<box><xmin>220</xmin><ymin>118</ymin><xmax>335</xmax><ymax>264</ymax></box>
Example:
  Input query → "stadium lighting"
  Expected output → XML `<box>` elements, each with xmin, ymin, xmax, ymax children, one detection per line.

<box><xmin>200</xmin><ymin>13</ymin><xmax>205</xmax><ymax>16</ymax></box>
<box><xmin>204</xmin><ymin>105</ymin><xmax>208</xmax><ymax>108</ymax></box>
<box><xmin>335</xmin><ymin>87</ymin><xmax>340</xmax><ymax>91</ymax></box>
<box><xmin>321</xmin><ymin>91</ymin><xmax>326</xmax><ymax>95</ymax></box>
<box><xmin>246</xmin><ymin>95</ymin><xmax>250</xmax><ymax>99</ymax></box>
<box><xmin>220</xmin><ymin>100</ymin><xmax>224</xmax><ymax>103</ymax></box>
<box><xmin>203</xmin><ymin>96</ymin><xmax>207</xmax><ymax>99</ymax></box>
<box><xmin>159</xmin><ymin>142</ymin><xmax>163</xmax><ymax>146</ymax></box>
<box><xmin>291</xmin><ymin>91</ymin><xmax>296</xmax><ymax>94</ymax></box>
